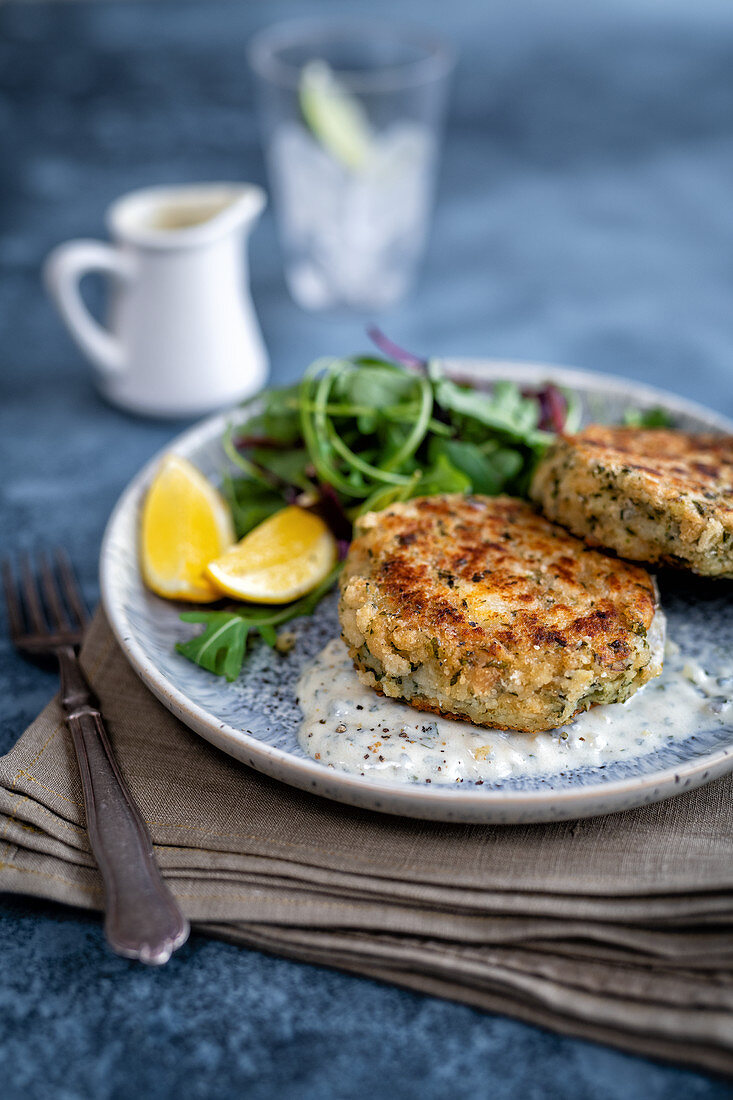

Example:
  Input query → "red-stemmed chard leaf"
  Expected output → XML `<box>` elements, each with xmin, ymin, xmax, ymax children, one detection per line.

<box><xmin>367</xmin><ymin>326</ymin><xmax>426</xmax><ymax>371</ymax></box>
<box><xmin>525</xmin><ymin>384</ymin><xmax>568</xmax><ymax>433</ymax></box>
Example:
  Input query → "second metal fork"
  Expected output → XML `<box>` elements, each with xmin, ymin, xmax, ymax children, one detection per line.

<box><xmin>3</xmin><ymin>550</ymin><xmax>189</xmax><ymax>964</ymax></box>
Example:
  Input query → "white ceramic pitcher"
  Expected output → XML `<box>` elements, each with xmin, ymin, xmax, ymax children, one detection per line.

<box><xmin>44</xmin><ymin>183</ymin><xmax>269</xmax><ymax>418</ymax></box>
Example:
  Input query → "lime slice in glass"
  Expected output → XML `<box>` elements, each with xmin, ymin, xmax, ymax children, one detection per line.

<box><xmin>298</xmin><ymin>60</ymin><xmax>374</xmax><ymax>171</ymax></box>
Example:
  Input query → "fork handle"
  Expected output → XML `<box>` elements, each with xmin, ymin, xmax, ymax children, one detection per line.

<box><xmin>59</xmin><ymin>651</ymin><xmax>189</xmax><ymax>964</ymax></box>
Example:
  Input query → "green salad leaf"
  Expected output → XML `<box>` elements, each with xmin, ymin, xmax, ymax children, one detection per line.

<box><xmin>427</xmin><ymin>438</ymin><xmax>524</xmax><ymax>496</ymax></box>
<box><xmin>221</xmin><ymin>474</ymin><xmax>284</xmax><ymax>538</ymax></box>
<box><xmin>623</xmin><ymin>406</ymin><xmax>674</xmax><ymax>428</ymax></box>
<box><xmin>416</xmin><ymin>452</ymin><xmax>472</xmax><ymax>497</ymax></box>
<box><xmin>177</xmin><ymin>566</ymin><xmax>341</xmax><ymax>681</ymax></box>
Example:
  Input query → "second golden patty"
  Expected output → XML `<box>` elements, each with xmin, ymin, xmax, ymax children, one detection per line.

<box><xmin>530</xmin><ymin>427</ymin><xmax>733</xmax><ymax>577</ymax></box>
<box><xmin>339</xmin><ymin>495</ymin><xmax>662</xmax><ymax>733</ymax></box>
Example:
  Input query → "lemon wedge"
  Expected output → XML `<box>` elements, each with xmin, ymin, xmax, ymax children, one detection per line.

<box><xmin>206</xmin><ymin>506</ymin><xmax>337</xmax><ymax>604</ymax></box>
<box><xmin>140</xmin><ymin>454</ymin><xmax>235</xmax><ymax>602</ymax></box>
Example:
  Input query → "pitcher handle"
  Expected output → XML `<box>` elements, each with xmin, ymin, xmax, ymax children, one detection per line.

<box><xmin>44</xmin><ymin>240</ymin><xmax>133</xmax><ymax>377</ymax></box>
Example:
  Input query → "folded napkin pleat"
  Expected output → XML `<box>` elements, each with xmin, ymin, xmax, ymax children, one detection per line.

<box><xmin>199</xmin><ymin>925</ymin><xmax>733</xmax><ymax>1076</ymax></box>
<box><xmin>1</xmin><ymin>609</ymin><xmax>732</xmax><ymax>1075</ymax></box>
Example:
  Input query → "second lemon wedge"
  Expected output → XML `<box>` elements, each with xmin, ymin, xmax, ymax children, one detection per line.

<box><xmin>206</xmin><ymin>506</ymin><xmax>337</xmax><ymax>604</ymax></box>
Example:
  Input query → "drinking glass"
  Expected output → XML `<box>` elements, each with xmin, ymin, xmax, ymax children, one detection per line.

<box><xmin>248</xmin><ymin>19</ymin><xmax>454</xmax><ymax>312</ymax></box>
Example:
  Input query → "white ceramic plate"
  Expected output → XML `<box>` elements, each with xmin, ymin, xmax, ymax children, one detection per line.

<box><xmin>100</xmin><ymin>360</ymin><xmax>733</xmax><ymax>823</ymax></box>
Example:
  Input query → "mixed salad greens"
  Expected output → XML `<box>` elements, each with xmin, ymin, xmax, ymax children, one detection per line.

<box><xmin>221</xmin><ymin>330</ymin><xmax>583</xmax><ymax>540</ymax></box>
<box><xmin>177</xmin><ymin>332</ymin><xmax>671</xmax><ymax>680</ymax></box>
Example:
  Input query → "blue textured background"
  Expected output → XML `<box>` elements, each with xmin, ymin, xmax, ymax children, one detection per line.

<box><xmin>2</xmin><ymin>0</ymin><xmax>733</xmax><ymax>1095</ymax></box>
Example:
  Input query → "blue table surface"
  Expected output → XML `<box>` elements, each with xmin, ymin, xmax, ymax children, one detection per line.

<box><xmin>2</xmin><ymin>0</ymin><xmax>733</xmax><ymax>1096</ymax></box>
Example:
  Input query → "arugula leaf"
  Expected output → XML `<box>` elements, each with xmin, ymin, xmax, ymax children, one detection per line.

<box><xmin>250</xmin><ymin>447</ymin><xmax>311</xmax><ymax>490</ymax></box>
<box><xmin>222</xmin><ymin>476</ymin><xmax>284</xmax><ymax>538</ymax></box>
<box><xmin>176</xmin><ymin>566</ymin><xmax>341</xmax><ymax>680</ymax></box>
<box><xmin>431</xmin><ymin>374</ymin><xmax>547</xmax><ymax>446</ymax></box>
<box><xmin>415</xmin><ymin>453</ymin><xmax>472</xmax><ymax>497</ymax></box>
<box><xmin>356</xmin><ymin>409</ymin><xmax>378</xmax><ymax>434</ymax></box>
<box><xmin>246</xmin><ymin>384</ymin><xmax>302</xmax><ymax>444</ymax></box>
<box><xmin>623</xmin><ymin>406</ymin><xmax>673</xmax><ymax>428</ymax></box>
<box><xmin>345</xmin><ymin>365</ymin><xmax>417</xmax><ymax>409</ymax></box>
<box><xmin>490</xmin><ymin>448</ymin><xmax>525</xmax><ymax>484</ymax></box>
<box><xmin>428</xmin><ymin>438</ymin><xmax>523</xmax><ymax>495</ymax></box>
<box><xmin>176</xmin><ymin>612</ymin><xmax>253</xmax><ymax>681</ymax></box>
<box><xmin>356</xmin><ymin>473</ymin><xmax>421</xmax><ymax>517</ymax></box>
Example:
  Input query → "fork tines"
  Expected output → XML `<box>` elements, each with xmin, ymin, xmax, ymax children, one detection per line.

<box><xmin>2</xmin><ymin>549</ymin><xmax>89</xmax><ymax>647</ymax></box>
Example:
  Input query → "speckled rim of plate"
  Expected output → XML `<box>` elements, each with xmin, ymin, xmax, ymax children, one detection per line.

<box><xmin>100</xmin><ymin>360</ymin><xmax>733</xmax><ymax>824</ymax></box>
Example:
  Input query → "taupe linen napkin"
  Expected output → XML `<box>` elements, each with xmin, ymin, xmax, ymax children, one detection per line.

<box><xmin>1</xmin><ymin>611</ymin><xmax>732</xmax><ymax>1074</ymax></box>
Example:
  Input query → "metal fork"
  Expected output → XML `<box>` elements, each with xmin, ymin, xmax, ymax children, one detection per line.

<box><xmin>3</xmin><ymin>550</ymin><xmax>189</xmax><ymax>964</ymax></box>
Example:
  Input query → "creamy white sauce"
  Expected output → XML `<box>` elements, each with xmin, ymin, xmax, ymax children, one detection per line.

<box><xmin>296</xmin><ymin>623</ymin><xmax>733</xmax><ymax>786</ymax></box>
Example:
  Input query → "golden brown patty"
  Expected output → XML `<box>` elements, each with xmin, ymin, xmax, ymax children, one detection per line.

<box><xmin>339</xmin><ymin>495</ymin><xmax>661</xmax><ymax>733</ymax></box>
<box><xmin>531</xmin><ymin>427</ymin><xmax>733</xmax><ymax>577</ymax></box>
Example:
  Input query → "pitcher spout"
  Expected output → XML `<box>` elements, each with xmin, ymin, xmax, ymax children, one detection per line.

<box><xmin>107</xmin><ymin>182</ymin><xmax>267</xmax><ymax>249</ymax></box>
<box><xmin>209</xmin><ymin>184</ymin><xmax>267</xmax><ymax>236</ymax></box>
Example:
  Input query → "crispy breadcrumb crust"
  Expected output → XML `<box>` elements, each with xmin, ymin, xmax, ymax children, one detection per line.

<box><xmin>339</xmin><ymin>495</ymin><xmax>660</xmax><ymax>733</ymax></box>
<box><xmin>531</xmin><ymin>427</ymin><xmax>733</xmax><ymax>577</ymax></box>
